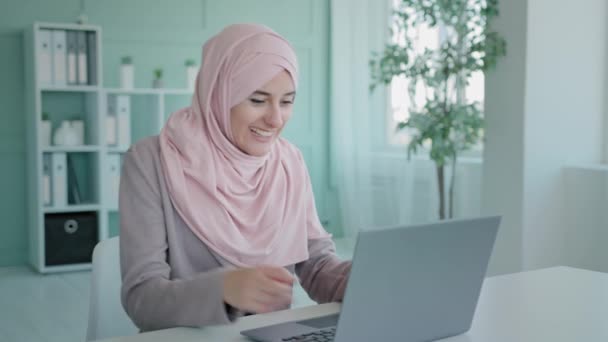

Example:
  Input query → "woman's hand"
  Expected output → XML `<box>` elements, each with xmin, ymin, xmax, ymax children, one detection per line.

<box><xmin>223</xmin><ymin>266</ymin><xmax>294</xmax><ymax>314</ymax></box>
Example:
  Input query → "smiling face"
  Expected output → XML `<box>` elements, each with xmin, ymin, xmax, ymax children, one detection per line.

<box><xmin>229</xmin><ymin>70</ymin><xmax>296</xmax><ymax>156</ymax></box>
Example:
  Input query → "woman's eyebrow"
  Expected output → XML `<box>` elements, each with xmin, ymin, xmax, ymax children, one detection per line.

<box><xmin>252</xmin><ymin>90</ymin><xmax>296</xmax><ymax>97</ymax></box>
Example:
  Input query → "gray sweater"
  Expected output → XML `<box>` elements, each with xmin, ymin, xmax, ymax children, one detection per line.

<box><xmin>119</xmin><ymin>136</ymin><xmax>351</xmax><ymax>332</ymax></box>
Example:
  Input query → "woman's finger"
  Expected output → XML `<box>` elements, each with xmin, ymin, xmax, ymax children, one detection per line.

<box><xmin>260</xmin><ymin>266</ymin><xmax>294</xmax><ymax>285</ymax></box>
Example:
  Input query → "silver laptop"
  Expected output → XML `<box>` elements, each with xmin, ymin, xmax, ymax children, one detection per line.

<box><xmin>241</xmin><ymin>216</ymin><xmax>501</xmax><ymax>342</ymax></box>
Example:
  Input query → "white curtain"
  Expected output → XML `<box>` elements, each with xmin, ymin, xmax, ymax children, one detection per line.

<box><xmin>329</xmin><ymin>0</ymin><xmax>390</xmax><ymax>236</ymax></box>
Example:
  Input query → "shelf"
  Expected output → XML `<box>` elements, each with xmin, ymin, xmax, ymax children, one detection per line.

<box><xmin>35</xmin><ymin>21</ymin><xmax>100</xmax><ymax>32</ymax></box>
<box><xmin>104</xmin><ymin>87</ymin><xmax>192</xmax><ymax>96</ymax></box>
<box><xmin>27</xmin><ymin>22</ymin><xmax>194</xmax><ymax>273</ymax></box>
<box><xmin>42</xmin><ymin>263</ymin><xmax>92</xmax><ymax>273</ymax></box>
<box><xmin>40</xmin><ymin>85</ymin><xmax>100</xmax><ymax>93</ymax></box>
<box><xmin>43</xmin><ymin>204</ymin><xmax>100</xmax><ymax>213</ymax></box>
<box><xmin>106</xmin><ymin>146</ymin><xmax>129</xmax><ymax>153</ymax></box>
<box><xmin>42</xmin><ymin>145</ymin><xmax>100</xmax><ymax>153</ymax></box>
<box><xmin>27</xmin><ymin>22</ymin><xmax>104</xmax><ymax>273</ymax></box>
<box><xmin>162</xmin><ymin>88</ymin><xmax>193</xmax><ymax>95</ymax></box>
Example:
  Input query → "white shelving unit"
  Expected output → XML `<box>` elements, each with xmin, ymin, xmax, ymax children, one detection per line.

<box><xmin>25</xmin><ymin>22</ymin><xmax>193</xmax><ymax>273</ymax></box>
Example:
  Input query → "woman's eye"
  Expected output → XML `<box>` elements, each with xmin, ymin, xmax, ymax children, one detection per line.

<box><xmin>281</xmin><ymin>100</ymin><xmax>294</xmax><ymax>105</ymax></box>
<box><xmin>249</xmin><ymin>98</ymin><xmax>265</xmax><ymax>104</ymax></box>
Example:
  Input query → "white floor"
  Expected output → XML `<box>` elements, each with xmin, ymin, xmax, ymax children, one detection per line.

<box><xmin>0</xmin><ymin>238</ymin><xmax>355</xmax><ymax>342</ymax></box>
<box><xmin>0</xmin><ymin>266</ymin><xmax>92</xmax><ymax>342</ymax></box>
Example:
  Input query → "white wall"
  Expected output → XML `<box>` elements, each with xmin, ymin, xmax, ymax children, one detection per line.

<box><xmin>483</xmin><ymin>0</ymin><xmax>607</xmax><ymax>275</ymax></box>
<box><xmin>522</xmin><ymin>0</ymin><xmax>606</xmax><ymax>270</ymax></box>
<box><xmin>563</xmin><ymin>167</ymin><xmax>608</xmax><ymax>272</ymax></box>
<box><xmin>482</xmin><ymin>0</ymin><xmax>528</xmax><ymax>275</ymax></box>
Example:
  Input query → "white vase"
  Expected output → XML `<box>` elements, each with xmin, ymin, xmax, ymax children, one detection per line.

<box><xmin>53</xmin><ymin>121</ymin><xmax>68</xmax><ymax>146</ymax></box>
<box><xmin>40</xmin><ymin>120</ymin><xmax>51</xmax><ymax>146</ymax></box>
<box><xmin>186</xmin><ymin>66</ymin><xmax>198</xmax><ymax>91</ymax></box>
<box><xmin>71</xmin><ymin>120</ymin><xmax>85</xmax><ymax>145</ymax></box>
<box><xmin>63</xmin><ymin>122</ymin><xmax>79</xmax><ymax>146</ymax></box>
<box><xmin>120</xmin><ymin>64</ymin><xmax>134</xmax><ymax>89</ymax></box>
<box><xmin>53</xmin><ymin>121</ymin><xmax>79</xmax><ymax>146</ymax></box>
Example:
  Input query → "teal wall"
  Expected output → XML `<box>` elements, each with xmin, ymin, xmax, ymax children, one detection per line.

<box><xmin>0</xmin><ymin>0</ymin><xmax>335</xmax><ymax>266</ymax></box>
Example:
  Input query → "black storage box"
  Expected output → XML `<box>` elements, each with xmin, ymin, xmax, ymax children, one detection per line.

<box><xmin>44</xmin><ymin>211</ymin><xmax>99</xmax><ymax>266</ymax></box>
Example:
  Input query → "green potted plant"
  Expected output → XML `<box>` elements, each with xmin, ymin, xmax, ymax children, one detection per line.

<box><xmin>120</xmin><ymin>56</ymin><xmax>134</xmax><ymax>89</ymax></box>
<box><xmin>152</xmin><ymin>68</ymin><xmax>164</xmax><ymax>88</ymax></box>
<box><xmin>185</xmin><ymin>59</ymin><xmax>197</xmax><ymax>90</ymax></box>
<box><xmin>370</xmin><ymin>0</ymin><xmax>506</xmax><ymax>219</ymax></box>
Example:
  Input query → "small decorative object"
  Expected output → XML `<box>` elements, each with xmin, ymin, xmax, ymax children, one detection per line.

<box><xmin>152</xmin><ymin>68</ymin><xmax>164</xmax><ymax>88</ymax></box>
<box><xmin>53</xmin><ymin>121</ymin><xmax>79</xmax><ymax>146</ymax></box>
<box><xmin>120</xmin><ymin>56</ymin><xmax>134</xmax><ymax>89</ymax></box>
<box><xmin>76</xmin><ymin>13</ymin><xmax>88</xmax><ymax>25</ymax></box>
<box><xmin>185</xmin><ymin>59</ymin><xmax>197</xmax><ymax>91</ymax></box>
<box><xmin>41</xmin><ymin>112</ymin><xmax>52</xmax><ymax>146</ymax></box>
<box><xmin>70</xmin><ymin>118</ymin><xmax>85</xmax><ymax>145</ymax></box>
<box><xmin>53</xmin><ymin>121</ymin><xmax>68</xmax><ymax>146</ymax></box>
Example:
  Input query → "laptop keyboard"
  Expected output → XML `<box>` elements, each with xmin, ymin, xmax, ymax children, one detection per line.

<box><xmin>281</xmin><ymin>327</ymin><xmax>336</xmax><ymax>341</ymax></box>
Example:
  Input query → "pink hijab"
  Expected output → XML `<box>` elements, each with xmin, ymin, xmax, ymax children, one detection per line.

<box><xmin>159</xmin><ymin>24</ymin><xmax>330</xmax><ymax>268</ymax></box>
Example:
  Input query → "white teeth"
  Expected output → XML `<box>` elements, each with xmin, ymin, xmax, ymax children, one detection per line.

<box><xmin>251</xmin><ymin>127</ymin><xmax>273</xmax><ymax>137</ymax></box>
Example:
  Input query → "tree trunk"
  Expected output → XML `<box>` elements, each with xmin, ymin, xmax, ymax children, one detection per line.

<box><xmin>449</xmin><ymin>154</ymin><xmax>457</xmax><ymax>219</ymax></box>
<box><xmin>436</xmin><ymin>164</ymin><xmax>445</xmax><ymax>220</ymax></box>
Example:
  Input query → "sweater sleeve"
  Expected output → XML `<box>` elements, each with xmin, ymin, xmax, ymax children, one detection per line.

<box><xmin>295</xmin><ymin>238</ymin><xmax>352</xmax><ymax>303</ymax></box>
<box><xmin>119</xmin><ymin>142</ymin><xmax>236</xmax><ymax>332</ymax></box>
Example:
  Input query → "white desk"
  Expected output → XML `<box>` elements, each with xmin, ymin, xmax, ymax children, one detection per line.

<box><xmin>100</xmin><ymin>267</ymin><xmax>608</xmax><ymax>341</ymax></box>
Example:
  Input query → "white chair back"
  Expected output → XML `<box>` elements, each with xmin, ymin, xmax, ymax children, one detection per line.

<box><xmin>86</xmin><ymin>236</ymin><xmax>138</xmax><ymax>341</ymax></box>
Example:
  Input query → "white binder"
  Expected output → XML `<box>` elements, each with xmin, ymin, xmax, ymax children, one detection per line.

<box><xmin>66</xmin><ymin>31</ymin><xmax>78</xmax><ymax>85</ymax></box>
<box><xmin>106</xmin><ymin>115</ymin><xmax>117</xmax><ymax>146</ymax></box>
<box><xmin>37</xmin><ymin>29</ymin><xmax>53</xmax><ymax>85</ymax></box>
<box><xmin>106</xmin><ymin>95</ymin><xmax>117</xmax><ymax>145</ymax></box>
<box><xmin>43</xmin><ymin>154</ymin><xmax>52</xmax><ymax>206</ymax></box>
<box><xmin>77</xmin><ymin>31</ymin><xmax>88</xmax><ymax>85</ymax></box>
<box><xmin>106</xmin><ymin>154</ymin><xmax>121</xmax><ymax>210</ymax></box>
<box><xmin>116</xmin><ymin>95</ymin><xmax>131</xmax><ymax>147</ymax></box>
<box><xmin>51</xmin><ymin>152</ymin><xmax>67</xmax><ymax>207</ymax></box>
<box><xmin>51</xmin><ymin>30</ymin><xmax>67</xmax><ymax>86</ymax></box>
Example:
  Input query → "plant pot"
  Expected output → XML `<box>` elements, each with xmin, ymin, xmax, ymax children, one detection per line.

<box><xmin>186</xmin><ymin>66</ymin><xmax>197</xmax><ymax>91</ymax></box>
<box><xmin>152</xmin><ymin>78</ymin><xmax>163</xmax><ymax>89</ymax></box>
<box><xmin>120</xmin><ymin>64</ymin><xmax>134</xmax><ymax>89</ymax></box>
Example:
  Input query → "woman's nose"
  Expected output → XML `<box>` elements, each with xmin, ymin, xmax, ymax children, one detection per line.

<box><xmin>265</xmin><ymin>103</ymin><xmax>283</xmax><ymax>128</ymax></box>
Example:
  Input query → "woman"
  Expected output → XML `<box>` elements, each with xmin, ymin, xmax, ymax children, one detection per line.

<box><xmin>119</xmin><ymin>23</ymin><xmax>351</xmax><ymax>332</ymax></box>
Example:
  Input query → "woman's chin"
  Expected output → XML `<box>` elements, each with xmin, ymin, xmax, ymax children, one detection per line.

<box><xmin>242</xmin><ymin>143</ymin><xmax>273</xmax><ymax>157</ymax></box>
<box><xmin>242</xmin><ymin>136</ymin><xmax>277</xmax><ymax>156</ymax></box>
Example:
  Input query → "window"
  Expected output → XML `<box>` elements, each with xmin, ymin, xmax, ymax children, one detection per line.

<box><xmin>387</xmin><ymin>0</ymin><xmax>485</xmax><ymax>153</ymax></box>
